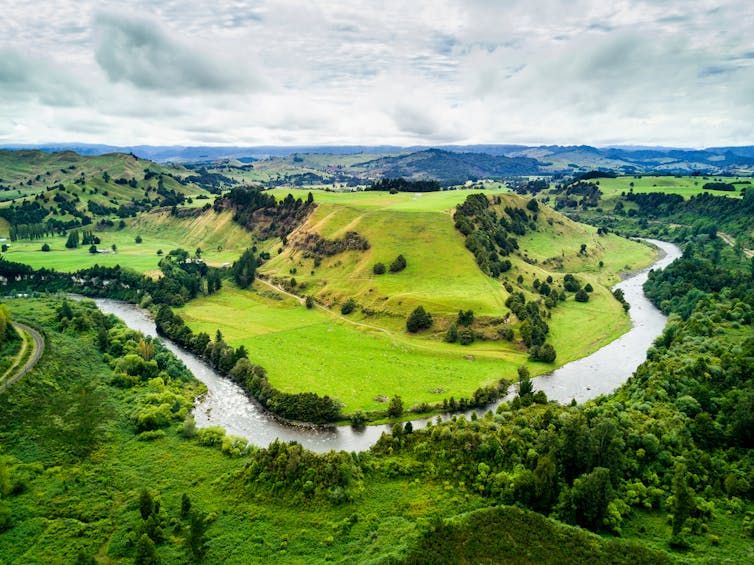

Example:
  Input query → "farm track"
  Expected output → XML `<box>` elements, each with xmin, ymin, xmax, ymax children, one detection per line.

<box><xmin>254</xmin><ymin>277</ymin><xmax>514</xmax><ymax>358</ymax></box>
<box><xmin>0</xmin><ymin>322</ymin><xmax>44</xmax><ymax>393</ymax></box>
<box><xmin>718</xmin><ymin>232</ymin><xmax>754</xmax><ymax>258</ymax></box>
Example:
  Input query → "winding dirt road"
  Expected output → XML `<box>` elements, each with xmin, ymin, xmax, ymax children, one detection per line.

<box><xmin>0</xmin><ymin>322</ymin><xmax>45</xmax><ymax>393</ymax></box>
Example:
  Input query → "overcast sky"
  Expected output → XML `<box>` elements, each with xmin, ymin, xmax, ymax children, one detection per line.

<box><xmin>1</xmin><ymin>0</ymin><xmax>752</xmax><ymax>148</ymax></box>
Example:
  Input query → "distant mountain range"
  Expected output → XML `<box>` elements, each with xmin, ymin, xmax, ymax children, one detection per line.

<box><xmin>2</xmin><ymin>143</ymin><xmax>754</xmax><ymax>179</ymax></box>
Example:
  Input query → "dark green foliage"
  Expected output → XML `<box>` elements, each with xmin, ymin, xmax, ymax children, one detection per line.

<box><xmin>444</xmin><ymin>323</ymin><xmax>458</xmax><ymax>343</ymax></box>
<box><xmin>305</xmin><ymin>295</ymin><xmax>314</xmax><ymax>309</ymax></box>
<box><xmin>456</xmin><ymin>309</ymin><xmax>474</xmax><ymax>326</ymax></box>
<box><xmin>613</xmin><ymin>288</ymin><xmax>630</xmax><ymax>311</ymax></box>
<box><xmin>135</xmin><ymin>533</ymin><xmax>159</xmax><ymax>565</ymax></box>
<box><xmin>218</xmin><ymin>186</ymin><xmax>315</xmax><ymax>239</ymax></box>
<box><xmin>575</xmin><ymin>288</ymin><xmax>589</xmax><ymax>302</ymax></box>
<box><xmin>65</xmin><ymin>230</ymin><xmax>79</xmax><ymax>248</ymax></box>
<box><xmin>560</xmin><ymin>467</ymin><xmax>614</xmax><ymax>530</ymax></box>
<box><xmin>135</xmin><ymin>234</ymin><xmax>143</xmax><ymax>243</ymax></box>
<box><xmin>563</xmin><ymin>273</ymin><xmax>581</xmax><ymax>292</ymax></box>
<box><xmin>517</xmin><ymin>366</ymin><xmax>533</xmax><ymax>397</ymax></box>
<box><xmin>297</xmin><ymin>231</ymin><xmax>370</xmax><ymax>258</ymax></box>
<box><xmin>389</xmin><ymin>254</ymin><xmax>407</xmax><ymax>273</ymax></box>
<box><xmin>402</xmin><ymin>506</ymin><xmax>671</xmax><ymax>565</ymax></box>
<box><xmin>140</xmin><ymin>488</ymin><xmax>155</xmax><ymax>520</ymax></box>
<box><xmin>367</xmin><ymin>177</ymin><xmax>442</xmax><ymax>192</ymax></box>
<box><xmin>232</xmin><ymin>248</ymin><xmax>257</xmax><ymax>289</ymax></box>
<box><xmin>406</xmin><ymin>306</ymin><xmax>432</xmax><ymax>333</ymax></box>
<box><xmin>372</xmin><ymin>262</ymin><xmax>386</xmax><ymax>275</ymax></box>
<box><xmin>187</xmin><ymin>510</ymin><xmax>208</xmax><ymax>560</ymax></box>
<box><xmin>585</xmin><ymin>282</ymin><xmax>593</xmax><ymax>292</ymax></box>
<box><xmin>387</xmin><ymin>395</ymin><xmax>404</xmax><ymax>418</ymax></box>
<box><xmin>458</xmin><ymin>327</ymin><xmax>474</xmax><ymax>345</ymax></box>
<box><xmin>340</xmin><ymin>298</ymin><xmax>357</xmax><ymax>315</ymax></box>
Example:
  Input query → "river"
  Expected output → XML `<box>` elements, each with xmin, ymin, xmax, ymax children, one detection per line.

<box><xmin>91</xmin><ymin>238</ymin><xmax>681</xmax><ymax>453</ymax></box>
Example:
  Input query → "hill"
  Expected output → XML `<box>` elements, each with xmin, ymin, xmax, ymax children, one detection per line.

<box><xmin>179</xmin><ymin>188</ymin><xmax>654</xmax><ymax>415</ymax></box>
<box><xmin>0</xmin><ymin>150</ymin><xmax>216</xmax><ymax>235</ymax></box>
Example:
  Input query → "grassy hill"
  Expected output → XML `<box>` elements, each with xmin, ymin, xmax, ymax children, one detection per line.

<box><xmin>0</xmin><ymin>150</ymin><xmax>216</xmax><ymax>242</ymax></box>
<box><xmin>180</xmin><ymin>189</ymin><xmax>655</xmax><ymax>415</ymax></box>
<box><xmin>0</xmin><ymin>209</ymin><xmax>250</xmax><ymax>273</ymax></box>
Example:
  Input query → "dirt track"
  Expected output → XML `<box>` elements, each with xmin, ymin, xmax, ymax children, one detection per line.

<box><xmin>0</xmin><ymin>322</ymin><xmax>45</xmax><ymax>393</ymax></box>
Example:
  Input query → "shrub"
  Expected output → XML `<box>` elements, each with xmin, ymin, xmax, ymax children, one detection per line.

<box><xmin>389</xmin><ymin>254</ymin><xmax>407</xmax><ymax>273</ymax></box>
<box><xmin>458</xmin><ymin>327</ymin><xmax>475</xmax><ymax>345</ymax></box>
<box><xmin>575</xmin><ymin>289</ymin><xmax>589</xmax><ymax>303</ymax></box>
<box><xmin>373</xmin><ymin>262</ymin><xmax>386</xmax><ymax>275</ymax></box>
<box><xmin>340</xmin><ymin>298</ymin><xmax>357</xmax><ymax>315</ymax></box>
<box><xmin>387</xmin><ymin>395</ymin><xmax>404</xmax><ymax>418</ymax></box>
<box><xmin>305</xmin><ymin>295</ymin><xmax>314</xmax><ymax>309</ymax></box>
<box><xmin>406</xmin><ymin>306</ymin><xmax>432</xmax><ymax>333</ymax></box>
<box><xmin>135</xmin><ymin>235</ymin><xmax>143</xmax><ymax>243</ymax></box>
<box><xmin>41</xmin><ymin>243</ymin><xmax>50</xmax><ymax>252</ymax></box>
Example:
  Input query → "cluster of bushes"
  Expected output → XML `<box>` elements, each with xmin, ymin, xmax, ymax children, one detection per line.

<box><xmin>155</xmin><ymin>305</ymin><xmax>342</xmax><ymax>424</ymax></box>
<box><xmin>367</xmin><ymin>177</ymin><xmax>442</xmax><ymax>193</ymax></box>
<box><xmin>217</xmin><ymin>187</ymin><xmax>315</xmax><ymax>239</ymax></box>
<box><xmin>505</xmin><ymin>293</ymin><xmax>557</xmax><ymax>362</ymax></box>
<box><xmin>373</xmin><ymin>254</ymin><xmax>407</xmax><ymax>275</ymax></box>
<box><xmin>453</xmin><ymin>194</ymin><xmax>533</xmax><ymax>277</ymax></box>
<box><xmin>406</xmin><ymin>306</ymin><xmax>432</xmax><ymax>333</ymax></box>
<box><xmin>296</xmin><ymin>230</ymin><xmax>370</xmax><ymax>258</ymax></box>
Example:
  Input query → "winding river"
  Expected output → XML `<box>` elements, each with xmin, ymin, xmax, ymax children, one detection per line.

<box><xmin>91</xmin><ymin>239</ymin><xmax>681</xmax><ymax>453</ymax></box>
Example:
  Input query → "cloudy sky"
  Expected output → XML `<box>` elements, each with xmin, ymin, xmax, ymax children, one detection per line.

<box><xmin>1</xmin><ymin>0</ymin><xmax>752</xmax><ymax>147</ymax></box>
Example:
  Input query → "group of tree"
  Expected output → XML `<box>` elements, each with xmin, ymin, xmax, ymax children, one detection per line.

<box><xmin>367</xmin><ymin>177</ymin><xmax>442</xmax><ymax>193</ymax></box>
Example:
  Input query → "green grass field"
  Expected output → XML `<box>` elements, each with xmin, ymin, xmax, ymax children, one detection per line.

<box><xmin>179</xmin><ymin>189</ymin><xmax>655</xmax><ymax>414</ymax></box>
<box><xmin>0</xmin><ymin>210</ymin><xmax>249</xmax><ymax>273</ymax></box>
<box><xmin>595</xmin><ymin>175</ymin><xmax>748</xmax><ymax>199</ymax></box>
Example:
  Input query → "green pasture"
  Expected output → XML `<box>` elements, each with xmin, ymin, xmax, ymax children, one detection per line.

<box><xmin>0</xmin><ymin>210</ymin><xmax>249</xmax><ymax>273</ymax></box>
<box><xmin>595</xmin><ymin>175</ymin><xmax>748</xmax><ymax>199</ymax></box>
<box><xmin>180</xmin><ymin>282</ymin><xmax>629</xmax><ymax>414</ymax></box>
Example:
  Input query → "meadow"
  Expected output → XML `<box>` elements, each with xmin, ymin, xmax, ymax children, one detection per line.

<box><xmin>180</xmin><ymin>189</ymin><xmax>655</xmax><ymax>414</ymax></box>
<box><xmin>595</xmin><ymin>175</ymin><xmax>749</xmax><ymax>199</ymax></box>
<box><xmin>0</xmin><ymin>210</ymin><xmax>248</xmax><ymax>274</ymax></box>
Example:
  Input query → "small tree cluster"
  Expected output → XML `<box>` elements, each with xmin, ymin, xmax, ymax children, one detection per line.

<box><xmin>389</xmin><ymin>254</ymin><xmax>407</xmax><ymax>273</ymax></box>
<box><xmin>406</xmin><ymin>306</ymin><xmax>432</xmax><ymax>333</ymax></box>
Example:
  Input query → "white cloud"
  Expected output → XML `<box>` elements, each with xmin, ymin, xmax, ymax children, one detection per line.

<box><xmin>0</xmin><ymin>0</ymin><xmax>753</xmax><ymax>147</ymax></box>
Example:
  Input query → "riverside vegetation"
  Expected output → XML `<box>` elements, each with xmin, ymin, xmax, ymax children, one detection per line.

<box><xmin>1</xmin><ymin>229</ymin><xmax>754</xmax><ymax>562</ymax></box>
<box><xmin>2</xmin><ymin>149</ymin><xmax>754</xmax><ymax>561</ymax></box>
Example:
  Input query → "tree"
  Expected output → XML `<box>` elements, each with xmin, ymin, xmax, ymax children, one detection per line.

<box><xmin>41</xmin><ymin>243</ymin><xmax>50</xmax><ymax>252</ymax></box>
<box><xmin>139</xmin><ymin>488</ymin><xmax>155</xmax><ymax>520</ymax></box>
<box><xmin>670</xmin><ymin>462</ymin><xmax>695</xmax><ymax>545</ymax></box>
<box><xmin>135</xmin><ymin>235</ymin><xmax>143</xmax><ymax>243</ymax></box>
<box><xmin>305</xmin><ymin>295</ymin><xmax>314</xmax><ymax>309</ymax></box>
<box><xmin>575</xmin><ymin>289</ymin><xmax>589</xmax><ymax>302</ymax></box>
<box><xmin>458</xmin><ymin>327</ymin><xmax>474</xmax><ymax>345</ymax></box>
<box><xmin>232</xmin><ymin>248</ymin><xmax>257</xmax><ymax>289</ymax></box>
<box><xmin>517</xmin><ymin>366</ymin><xmax>533</xmax><ymax>397</ymax></box>
<box><xmin>387</xmin><ymin>395</ymin><xmax>404</xmax><ymax>418</ymax></box>
<box><xmin>135</xmin><ymin>533</ymin><xmax>159</xmax><ymax>565</ymax></box>
<box><xmin>406</xmin><ymin>306</ymin><xmax>432</xmax><ymax>333</ymax></box>
<box><xmin>65</xmin><ymin>230</ymin><xmax>79</xmax><ymax>249</ymax></box>
<box><xmin>88</xmin><ymin>245</ymin><xmax>97</xmax><ymax>254</ymax></box>
<box><xmin>188</xmin><ymin>510</ymin><xmax>208</xmax><ymax>560</ymax></box>
<box><xmin>372</xmin><ymin>262</ymin><xmax>386</xmax><ymax>275</ymax></box>
<box><xmin>180</xmin><ymin>493</ymin><xmax>192</xmax><ymax>518</ymax></box>
<box><xmin>563</xmin><ymin>467</ymin><xmax>614</xmax><ymax>530</ymax></box>
<box><xmin>579</xmin><ymin>243</ymin><xmax>587</xmax><ymax>255</ymax></box>
<box><xmin>389</xmin><ymin>254</ymin><xmax>407</xmax><ymax>273</ymax></box>
<box><xmin>457</xmin><ymin>309</ymin><xmax>474</xmax><ymax>326</ymax></box>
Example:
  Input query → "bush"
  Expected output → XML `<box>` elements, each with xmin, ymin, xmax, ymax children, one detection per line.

<box><xmin>387</xmin><ymin>395</ymin><xmax>404</xmax><ymax>418</ymax></box>
<box><xmin>458</xmin><ymin>327</ymin><xmax>475</xmax><ymax>345</ymax></box>
<box><xmin>305</xmin><ymin>295</ymin><xmax>314</xmax><ymax>309</ymax></box>
<box><xmin>389</xmin><ymin>254</ymin><xmax>407</xmax><ymax>273</ymax></box>
<box><xmin>406</xmin><ymin>306</ymin><xmax>432</xmax><ymax>333</ymax></box>
<box><xmin>373</xmin><ymin>262</ymin><xmax>386</xmax><ymax>275</ymax></box>
<box><xmin>575</xmin><ymin>289</ymin><xmax>589</xmax><ymax>302</ymax></box>
<box><xmin>135</xmin><ymin>235</ymin><xmax>143</xmax><ymax>243</ymax></box>
<box><xmin>340</xmin><ymin>298</ymin><xmax>357</xmax><ymax>315</ymax></box>
<box><xmin>41</xmin><ymin>243</ymin><xmax>50</xmax><ymax>252</ymax></box>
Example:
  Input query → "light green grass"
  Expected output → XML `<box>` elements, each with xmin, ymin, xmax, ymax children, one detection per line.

<box><xmin>179</xmin><ymin>191</ymin><xmax>656</xmax><ymax>413</ymax></box>
<box><xmin>596</xmin><ymin>175</ymin><xmax>748</xmax><ymax>199</ymax></box>
<box><xmin>1</xmin><ymin>210</ymin><xmax>249</xmax><ymax>273</ymax></box>
<box><xmin>180</xmin><ymin>286</ymin><xmax>529</xmax><ymax>413</ymax></box>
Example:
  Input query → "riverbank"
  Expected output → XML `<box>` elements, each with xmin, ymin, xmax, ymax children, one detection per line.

<box><xmin>87</xmin><ymin>239</ymin><xmax>682</xmax><ymax>452</ymax></box>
